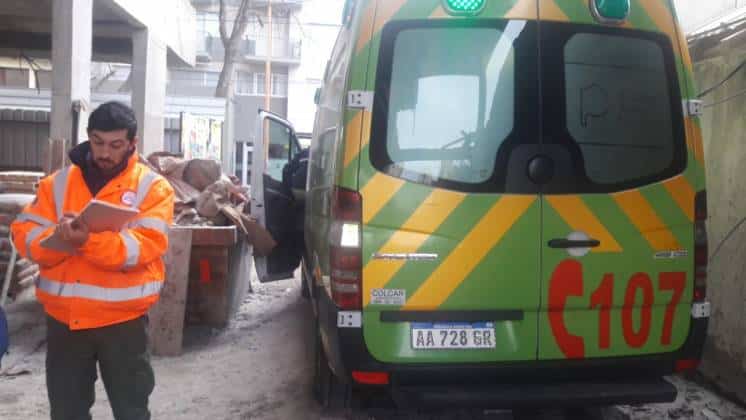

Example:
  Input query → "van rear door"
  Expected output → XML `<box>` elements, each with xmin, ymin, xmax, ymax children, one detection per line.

<box><xmin>360</xmin><ymin>1</ymin><xmax>542</xmax><ymax>364</ymax></box>
<box><xmin>537</xmin><ymin>1</ymin><xmax>697</xmax><ymax>360</ymax></box>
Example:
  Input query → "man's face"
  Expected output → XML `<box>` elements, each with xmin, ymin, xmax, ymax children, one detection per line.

<box><xmin>88</xmin><ymin>129</ymin><xmax>136</xmax><ymax>173</ymax></box>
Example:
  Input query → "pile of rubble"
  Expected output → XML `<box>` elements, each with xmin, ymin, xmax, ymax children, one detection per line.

<box><xmin>144</xmin><ymin>154</ymin><xmax>275</xmax><ymax>256</ymax></box>
<box><xmin>0</xmin><ymin>172</ymin><xmax>44</xmax><ymax>302</ymax></box>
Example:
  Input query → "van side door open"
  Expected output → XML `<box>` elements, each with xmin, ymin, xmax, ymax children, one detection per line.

<box><xmin>251</xmin><ymin>111</ymin><xmax>303</xmax><ymax>282</ymax></box>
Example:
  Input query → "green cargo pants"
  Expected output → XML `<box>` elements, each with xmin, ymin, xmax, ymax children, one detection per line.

<box><xmin>46</xmin><ymin>315</ymin><xmax>154</xmax><ymax>420</ymax></box>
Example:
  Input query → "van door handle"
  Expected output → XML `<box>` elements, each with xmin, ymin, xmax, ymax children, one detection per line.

<box><xmin>548</xmin><ymin>238</ymin><xmax>600</xmax><ymax>249</ymax></box>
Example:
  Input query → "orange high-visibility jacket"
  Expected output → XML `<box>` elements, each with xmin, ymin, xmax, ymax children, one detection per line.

<box><xmin>11</xmin><ymin>153</ymin><xmax>174</xmax><ymax>330</ymax></box>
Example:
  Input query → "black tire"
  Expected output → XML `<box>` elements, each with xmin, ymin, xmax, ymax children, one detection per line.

<box><xmin>301</xmin><ymin>271</ymin><xmax>310</xmax><ymax>299</ymax></box>
<box><xmin>300</xmin><ymin>259</ymin><xmax>311</xmax><ymax>299</ymax></box>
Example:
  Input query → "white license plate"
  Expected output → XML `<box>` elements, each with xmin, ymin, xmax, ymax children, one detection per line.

<box><xmin>411</xmin><ymin>322</ymin><xmax>496</xmax><ymax>350</ymax></box>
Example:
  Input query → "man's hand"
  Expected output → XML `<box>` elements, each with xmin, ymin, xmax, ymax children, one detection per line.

<box><xmin>57</xmin><ymin>212</ymin><xmax>89</xmax><ymax>248</ymax></box>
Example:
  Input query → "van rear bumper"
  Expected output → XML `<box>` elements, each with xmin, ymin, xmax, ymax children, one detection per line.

<box><xmin>391</xmin><ymin>377</ymin><xmax>677</xmax><ymax>409</ymax></box>
<box><xmin>316</xmin><ymin>291</ymin><xmax>706</xmax><ymax>407</ymax></box>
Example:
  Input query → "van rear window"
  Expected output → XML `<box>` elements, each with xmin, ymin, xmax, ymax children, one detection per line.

<box><xmin>383</xmin><ymin>25</ymin><xmax>518</xmax><ymax>184</ymax></box>
<box><xmin>370</xmin><ymin>20</ymin><xmax>540</xmax><ymax>193</ymax></box>
<box><xmin>370</xmin><ymin>20</ymin><xmax>685</xmax><ymax>194</ymax></box>
<box><xmin>563</xmin><ymin>33</ymin><xmax>676</xmax><ymax>185</ymax></box>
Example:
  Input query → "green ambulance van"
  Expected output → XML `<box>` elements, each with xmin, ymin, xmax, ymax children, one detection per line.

<box><xmin>250</xmin><ymin>0</ymin><xmax>711</xmax><ymax>409</ymax></box>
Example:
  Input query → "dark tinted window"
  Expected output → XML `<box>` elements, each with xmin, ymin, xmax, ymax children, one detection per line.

<box><xmin>385</xmin><ymin>26</ymin><xmax>518</xmax><ymax>184</ymax></box>
<box><xmin>370</xmin><ymin>20</ymin><xmax>540</xmax><ymax>194</ymax></box>
<box><xmin>542</xmin><ymin>23</ymin><xmax>686</xmax><ymax>194</ymax></box>
<box><xmin>370</xmin><ymin>21</ymin><xmax>684</xmax><ymax>194</ymax></box>
<box><xmin>565</xmin><ymin>33</ymin><xmax>675</xmax><ymax>184</ymax></box>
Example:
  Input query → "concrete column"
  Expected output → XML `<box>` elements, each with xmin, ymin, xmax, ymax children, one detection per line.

<box><xmin>131</xmin><ymin>29</ymin><xmax>167</xmax><ymax>156</ymax></box>
<box><xmin>222</xmin><ymin>97</ymin><xmax>235</xmax><ymax>174</ymax></box>
<box><xmin>50</xmin><ymin>0</ymin><xmax>92</xmax><ymax>144</ymax></box>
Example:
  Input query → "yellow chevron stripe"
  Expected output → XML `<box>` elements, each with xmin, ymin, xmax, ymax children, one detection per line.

<box><xmin>506</xmin><ymin>0</ymin><xmax>538</xmax><ymax>19</ymax></box>
<box><xmin>362</xmin><ymin>189</ymin><xmax>466</xmax><ymax>306</ymax></box>
<box><xmin>678</xmin><ymin>26</ymin><xmax>694</xmax><ymax>71</ymax></box>
<box><xmin>686</xmin><ymin>118</ymin><xmax>705</xmax><ymax>165</ymax></box>
<box><xmin>663</xmin><ymin>176</ymin><xmax>695</xmax><ymax>222</ymax></box>
<box><xmin>356</xmin><ymin>0</ymin><xmax>407</xmax><ymax>53</ymax></box>
<box><xmin>613</xmin><ymin>189</ymin><xmax>681</xmax><ymax>251</ymax></box>
<box><xmin>546</xmin><ymin>195</ymin><xmax>622</xmax><ymax>253</ymax></box>
<box><xmin>361</xmin><ymin>173</ymin><xmax>406</xmax><ymax>224</ymax></box>
<box><xmin>355</xmin><ymin>0</ymin><xmax>379</xmax><ymax>53</ymax></box>
<box><xmin>539</xmin><ymin>0</ymin><xmax>569</xmax><ymax>22</ymax></box>
<box><xmin>684</xmin><ymin>118</ymin><xmax>694</xmax><ymax>152</ymax></box>
<box><xmin>403</xmin><ymin>195</ymin><xmax>536</xmax><ymax>310</ymax></box>
<box><xmin>360</xmin><ymin>109</ymin><xmax>372</xmax><ymax>149</ymax></box>
<box><xmin>343</xmin><ymin>111</ymin><xmax>370</xmax><ymax>168</ymax></box>
<box><xmin>637</xmin><ymin>0</ymin><xmax>679</xmax><ymax>45</ymax></box>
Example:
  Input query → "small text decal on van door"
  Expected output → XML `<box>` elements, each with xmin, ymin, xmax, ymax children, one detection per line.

<box><xmin>370</xmin><ymin>289</ymin><xmax>406</xmax><ymax>306</ymax></box>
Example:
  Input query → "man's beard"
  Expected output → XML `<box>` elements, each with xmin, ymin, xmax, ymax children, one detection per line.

<box><xmin>94</xmin><ymin>147</ymin><xmax>133</xmax><ymax>175</ymax></box>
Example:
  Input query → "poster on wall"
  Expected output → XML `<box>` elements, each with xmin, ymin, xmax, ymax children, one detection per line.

<box><xmin>180</xmin><ymin>112</ymin><xmax>222</xmax><ymax>161</ymax></box>
<box><xmin>209</xmin><ymin>119</ymin><xmax>222</xmax><ymax>161</ymax></box>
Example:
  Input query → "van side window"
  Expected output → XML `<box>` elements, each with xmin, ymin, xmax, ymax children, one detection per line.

<box><xmin>563</xmin><ymin>33</ymin><xmax>675</xmax><ymax>185</ymax></box>
<box><xmin>267</xmin><ymin>119</ymin><xmax>293</xmax><ymax>181</ymax></box>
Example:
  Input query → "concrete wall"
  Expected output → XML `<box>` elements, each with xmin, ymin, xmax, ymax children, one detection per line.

<box><xmin>674</xmin><ymin>0</ymin><xmax>746</xmax><ymax>33</ymax></box>
<box><xmin>109</xmin><ymin>0</ymin><xmax>196</xmax><ymax>66</ymax></box>
<box><xmin>693</xmin><ymin>46</ymin><xmax>746</xmax><ymax>403</ymax></box>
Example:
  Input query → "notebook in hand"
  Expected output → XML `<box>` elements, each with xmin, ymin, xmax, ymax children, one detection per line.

<box><xmin>40</xmin><ymin>200</ymin><xmax>140</xmax><ymax>253</ymax></box>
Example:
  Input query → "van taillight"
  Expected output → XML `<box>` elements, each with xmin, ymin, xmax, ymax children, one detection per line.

<box><xmin>330</xmin><ymin>186</ymin><xmax>362</xmax><ymax>310</ymax></box>
<box><xmin>694</xmin><ymin>191</ymin><xmax>708</xmax><ymax>302</ymax></box>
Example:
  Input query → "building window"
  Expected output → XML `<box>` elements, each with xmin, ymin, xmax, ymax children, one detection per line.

<box><xmin>170</xmin><ymin>70</ymin><xmax>220</xmax><ymax>89</ymax></box>
<box><xmin>197</xmin><ymin>12</ymin><xmax>220</xmax><ymax>52</ymax></box>
<box><xmin>256</xmin><ymin>73</ymin><xmax>288</xmax><ymax>97</ymax></box>
<box><xmin>273</xmin><ymin>74</ymin><xmax>288</xmax><ymax>97</ymax></box>
<box><xmin>236</xmin><ymin>71</ymin><xmax>255</xmax><ymax>95</ymax></box>
<box><xmin>257</xmin><ymin>73</ymin><xmax>266</xmax><ymax>95</ymax></box>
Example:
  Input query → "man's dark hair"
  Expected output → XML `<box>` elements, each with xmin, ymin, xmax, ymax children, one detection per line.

<box><xmin>88</xmin><ymin>101</ymin><xmax>138</xmax><ymax>141</ymax></box>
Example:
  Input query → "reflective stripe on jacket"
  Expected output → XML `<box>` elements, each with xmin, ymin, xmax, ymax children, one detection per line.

<box><xmin>10</xmin><ymin>153</ymin><xmax>174</xmax><ymax>330</ymax></box>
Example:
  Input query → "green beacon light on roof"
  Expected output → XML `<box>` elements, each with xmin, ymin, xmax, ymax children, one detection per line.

<box><xmin>591</xmin><ymin>0</ymin><xmax>631</xmax><ymax>23</ymax></box>
<box><xmin>444</xmin><ymin>0</ymin><xmax>486</xmax><ymax>16</ymax></box>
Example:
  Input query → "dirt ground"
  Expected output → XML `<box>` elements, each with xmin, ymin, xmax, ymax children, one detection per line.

<box><xmin>1</xmin><ymin>272</ymin><xmax>745</xmax><ymax>420</ymax></box>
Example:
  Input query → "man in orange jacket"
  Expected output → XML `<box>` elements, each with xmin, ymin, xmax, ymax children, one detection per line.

<box><xmin>11</xmin><ymin>101</ymin><xmax>174</xmax><ymax>420</ymax></box>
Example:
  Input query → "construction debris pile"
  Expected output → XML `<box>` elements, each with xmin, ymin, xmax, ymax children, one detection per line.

<box><xmin>145</xmin><ymin>154</ymin><xmax>275</xmax><ymax>256</ymax></box>
<box><xmin>0</xmin><ymin>172</ymin><xmax>43</xmax><ymax>302</ymax></box>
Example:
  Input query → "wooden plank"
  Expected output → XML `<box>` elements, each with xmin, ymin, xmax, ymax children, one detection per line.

<box><xmin>148</xmin><ymin>228</ymin><xmax>192</xmax><ymax>357</ymax></box>
<box><xmin>187</xmin><ymin>226</ymin><xmax>237</xmax><ymax>246</ymax></box>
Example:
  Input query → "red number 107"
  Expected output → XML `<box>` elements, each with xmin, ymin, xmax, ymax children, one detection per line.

<box><xmin>549</xmin><ymin>260</ymin><xmax>686</xmax><ymax>359</ymax></box>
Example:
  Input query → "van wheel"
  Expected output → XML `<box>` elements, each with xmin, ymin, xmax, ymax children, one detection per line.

<box><xmin>312</xmin><ymin>318</ymin><xmax>351</xmax><ymax>410</ymax></box>
<box><xmin>301</xmin><ymin>272</ymin><xmax>310</xmax><ymax>299</ymax></box>
<box><xmin>300</xmin><ymin>260</ymin><xmax>311</xmax><ymax>299</ymax></box>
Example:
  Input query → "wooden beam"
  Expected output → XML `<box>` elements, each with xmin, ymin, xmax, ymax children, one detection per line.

<box><xmin>148</xmin><ymin>227</ymin><xmax>193</xmax><ymax>356</ymax></box>
<box><xmin>188</xmin><ymin>226</ymin><xmax>238</xmax><ymax>246</ymax></box>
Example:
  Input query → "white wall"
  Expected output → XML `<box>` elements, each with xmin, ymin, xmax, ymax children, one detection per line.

<box><xmin>287</xmin><ymin>0</ymin><xmax>344</xmax><ymax>134</ymax></box>
<box><xmin>110</xmin><ymin>0</ymin><xmax>197</xmax><ymax>65</ymax></box>
<box><xmin>674</xmin><ymin>0</ymin><xmax>746</xmax><ymax>33</ymax></box>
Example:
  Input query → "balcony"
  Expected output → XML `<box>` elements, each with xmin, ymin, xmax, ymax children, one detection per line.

<box><xmin>197</xmin><ymin>35</ymin><xmax>301</xmax><ymax>66</ymax></box>
<box><xmin>249</xmin><ymin>0</ymin><xmax>303</xmax><ymax>10</ymax></box>
<box><xmin>191</xmin><ymin>0</ymin><xmax>303</xmax><ymax>11</ymax></box>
